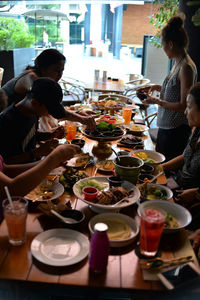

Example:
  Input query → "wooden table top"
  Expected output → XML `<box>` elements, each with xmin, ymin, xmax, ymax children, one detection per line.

<box><xmin>85</xmin><ymin>79</ymin><xmax>124</xmax><ymax>94</ymax></box>
<box><xmin>0</xmin><ymin>130</ymin><xmax>197</xmax><ymax>296</ymax></box>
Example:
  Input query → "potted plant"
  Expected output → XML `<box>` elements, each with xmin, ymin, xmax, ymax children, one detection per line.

<box><xmin>0</xmin><ymin>17</ymin><xmax>35</xmax><ymax>85</ymax></box>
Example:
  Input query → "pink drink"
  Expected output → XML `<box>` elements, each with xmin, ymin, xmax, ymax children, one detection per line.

<box><xmin>3</xmin><ymin>197</ymin><xmax>28</xmax><ymax>246</ymax></box>
<box><xmin>140</xmin><ymin>208</ymin><xmax>165</xmax><ymax>257</ymax></box>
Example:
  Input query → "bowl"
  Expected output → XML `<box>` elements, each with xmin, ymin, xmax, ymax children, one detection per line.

<box><xmin>88</xmin><ymin>213</ymin><xmax>139</xmax><ymax>247</ymax></box>
<box><xmin>117</xmin><ymin>150</ymin><xmax>130</xmax><ymax>156</ymax></box>
<box><xmin>137</xmin><ymin>200</ymin><xmax>192</xmax><ymax>233</ymax></box>
<box><xmin>55</xmin><ymin>209</ymin><xmax>85</xmax><ymax>227</ymax></box>
<box><xmin>138</xmin><ymin>173</ymin><xmax>156</xmax><ymax>184</ymax></box>
<box><xmin>114</xmin><ymin>155</ymin><xmax>144</xmax><ymax>184</ymax></box>
<box><xmin>139</xmin><ymin>183</ymin><xmax>173</xmax><ymax>202</ymax></box>
<box><xmin>71</xmin><ymin>139</ymin><xmax>85</xmax><ymax>148</ymax></box>
<box><xmin>140</xmin><ymin>163</ymin><xmax>155</xmax><ymax>174</ymax></box>
<box><xmin>82</xmin><ymin>186</ymin><xmax>99</xmax><ymax>202</ymax></box>
<box><xmin>107</xmin><ymin>176</ymin><xmax>123</xmax><ymax>187</ymax></box>
<box><xmin>131</xmin><ymin>150</ymin><xmax>165</xmax><ymax>165</ymax></box>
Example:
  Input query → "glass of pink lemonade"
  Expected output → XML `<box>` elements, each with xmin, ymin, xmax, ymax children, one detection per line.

<box><xmin>139</xmin><ymin>207</ymin><xmax>166</xmax><ymax>257</ymax></box>
<box><xmin>3</xmin><ymin>197</ymin><xmax>28</xmax><ymax>246</ymax></box>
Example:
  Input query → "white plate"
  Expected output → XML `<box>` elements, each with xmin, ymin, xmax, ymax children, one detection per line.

<box><xmin>138</xmin><ymin>183</ymin><xmax>173</xmax><ymax>202</ymax></box>
<box><xmin>25</xmin><ymin>181</ymin><xmax>64</xmax><ymax>202</ymax></box>
<box><xmin>126</xmin><ymin>124</ymin><xmax>149</xmax><ymax>134</ymax></box>
<box><xmin>73</xmin><ymin>176</ymin><xmax>140</xmax><ymax>213</ymax></box>
<box><xmin>131</xmin><ymin>150</ymin><xmax>165</xmax><ymax>165</ymax></box>
<box><xmin>31</xmin><ymin>229</ymin><xmax>89</xmax><ymax>266</ymax></box>
<box><xmin>89</xmin><ymin>213</ymin><xmax>139</xmax><ymax>247</ymax></box>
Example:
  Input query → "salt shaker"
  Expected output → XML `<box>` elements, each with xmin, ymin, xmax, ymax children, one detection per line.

<box><xmin>89</xmin><ymin>222</ymin><xmax>109</xmax><ymax>273</ymax></box>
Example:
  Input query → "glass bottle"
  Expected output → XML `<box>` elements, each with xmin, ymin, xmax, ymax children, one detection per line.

<box><xmin>89</xmin><ymin>222</ymin><xmax>109</xmax><ymax>273</ymax></box>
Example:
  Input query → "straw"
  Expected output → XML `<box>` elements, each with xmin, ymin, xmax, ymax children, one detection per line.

<box><xmin>4</xmin><ymin>186</ymin><xmax>14</xmax><ymax>209</ymax></box>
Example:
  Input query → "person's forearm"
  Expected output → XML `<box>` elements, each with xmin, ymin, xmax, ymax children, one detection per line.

<box><xmin>2</xmin><ymin>154</ymin><xmax>60</xmax><ymax>198</ymax></box>
<box><xmin>4</xmin><ymin>161</ymin><xmax>39</xmax><ymax>178</ymax></box>
<box><xmin>36</xmin><ymin>130</ymin><xmax>52</xmax><ymax>141</ymax></box>
<box><xmin>60</xmin><ymin>110</ymin><xmax>83</xmax><ymax>123</ymax></box>
<box><xmin>158</xmin><ymin>99</ymin><xmax>186</xmax><ymax>113</ymax></box>
<box><xmin>162</xmin><ymin>155</ymin><xmax>184</xmax><ymax>171</ymax></box>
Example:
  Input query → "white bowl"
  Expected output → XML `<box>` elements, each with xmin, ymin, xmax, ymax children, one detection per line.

<box><xmin>137</xmin><ymin>200</ymin><xmax>192</xmax><ymax>233</ymax></box>
<box><xmin>131</xmin><ymin>150</ymin><xmax>165</xmax><ymax>165</ymax></box>
<box><xmin>88</xmin><ymin>213</ymin><xmax>139</xmax><ymax>247</ymax></box>
<box><xmin>139</xmin><ymin>183</ymin><xmax>173</xmax><ymax>202</ymax></box>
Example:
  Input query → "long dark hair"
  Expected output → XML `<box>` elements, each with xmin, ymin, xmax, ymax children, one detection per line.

<box><xmin>188</xmin><ymin>82</ymin><xmax>200</xmax><ymax>110</ymax></box>
<box><xmin>26</xmin><ymin>49</ymin><xmax>66</xmax><ymax>75</ymax></box>
<box><xmin>161</xmin><ymin>16</ymin><xmax>189</xmax><ymax>49</ymax></box>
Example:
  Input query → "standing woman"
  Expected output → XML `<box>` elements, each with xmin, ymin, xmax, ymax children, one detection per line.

<box><xmin>138</xmin><ymin>16</ymin><xmax>197</xmax><ymax>161</ymax></box>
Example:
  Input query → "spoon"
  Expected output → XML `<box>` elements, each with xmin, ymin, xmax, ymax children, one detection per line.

<box><xmin>50</xmin><ymin>209</ymin><xmax>77</xmax><ymax>224</ymax></box>
<box><xmin>111</xmin><ymin>148</ymin><xmax>121</xmax><ymax>162</ymax></box>
<box><xmin>138</xmin><ymin>171</ymin><xmax>164</xmax><ymax>188</ymax></box>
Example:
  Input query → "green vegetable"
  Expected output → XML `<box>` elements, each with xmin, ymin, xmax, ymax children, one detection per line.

<box><xmin>97</xmin><ymin>122</ymin><xmax>116</xmax><ymax>131</ymax></box>
<box><xmin>77</xmin><ymin>179</ymin><xmax>108</xmax><ymax>193</ymax></box>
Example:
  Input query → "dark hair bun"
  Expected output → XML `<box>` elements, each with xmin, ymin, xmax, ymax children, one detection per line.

<box><xmin>168</xmin><ymin>16</ymin><xmax>183</xmax><ymax>30</ymax></box>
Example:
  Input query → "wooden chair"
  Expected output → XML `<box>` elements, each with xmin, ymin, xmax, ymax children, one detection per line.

<box><xmin>0</xmin><ymin>67</ymin><xmax>4</xmax><ymax>87</ymax></box>
<box><xmin>145</xmin><ymin>112</ymin><xmax>158</xmax><ymax>144</ymax></box>
<box><xmin>126</xmin><ymin>73</ymin><xmax>143</xmax><ymax>83</ymax></box>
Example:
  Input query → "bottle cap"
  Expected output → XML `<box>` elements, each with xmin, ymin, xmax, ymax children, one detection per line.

<box><xmin>94</xmin><ymin>222</ymin><xmax>108</xmax><ymax>232</ymax></box>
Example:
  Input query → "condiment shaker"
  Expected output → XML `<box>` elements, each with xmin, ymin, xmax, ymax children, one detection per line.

<box><xmin>89</xmin><ymin>222</ymin><xmax>109</xmax><ymax>273</ymax></box>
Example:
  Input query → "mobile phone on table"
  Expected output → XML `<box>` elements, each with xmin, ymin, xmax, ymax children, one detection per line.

<box><xmin>157</xmin><ymin>262</ymin><xmax>200</xmax><ymax>290</ymax></box>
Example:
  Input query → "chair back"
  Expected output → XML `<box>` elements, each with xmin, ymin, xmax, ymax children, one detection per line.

<box><xmin>0</xmin><ymin>68</ymin><xmax>4</xmax><ymax>87</ymax></box>
<box><xmin>59</xmin><ymin>78</ymin><xmax>87</xmax><ymax>104</ymax></box>
<box><xmin>127</xmin><ymin>74</ymin><xmax>143</xmax><ymax>82</ymax></box>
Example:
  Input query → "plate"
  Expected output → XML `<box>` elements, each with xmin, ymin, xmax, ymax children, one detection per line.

<box><xmin>73</xmin><ymin>176</ymin><xmax>140</xmax><ymax>213</ymax></box>
<box><xmin>31</xmin><ymin>228</ymin><xmax>89</xmax><ymax>266</ymax></box>
<box><xmin>119</xmin><ymin>134</ymin><xmax>143</xmax><ymax>147</ymax></box>
<box><xmin>81</xmin><ymin>129</ymin><xmax>124</xmax><ymax>142</ymax></box>
<box><xmin>66</xmin><ymin>153</ymin><xmax>92</xmax><ymax>169</ymax></box>
<box><xmin>89</xmin><ymin>213</ymin><xmax>139</xmax><ymax>247</ymax></box>
<box><xmin>96</xmin><ymin>160</ymin><xmax>115</xmax><ymax>174</ymax></box>
<box><xmin>25</xmin><ymin>181</ymin><xmax>64</xmax><ymax>202</ymax></box>
<box><xmin>131</xmin><ymin>150</ymin><xmax>165</xmax><ymax>165</ymax></box>
<box><xmin>126</xmin><ymin>124</ymin><xmax>149</xmax><ymax>135</ymax></box>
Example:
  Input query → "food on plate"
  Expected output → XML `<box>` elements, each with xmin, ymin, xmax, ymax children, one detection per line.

<box><xmin>96</xmin><ymin>121</ymin><xmax>116</xmax><ymax>131</ymax></box>
<box><xmin>77</xmin><ymin>179</ymin><xmax>108</xmax><ymax>194</ymax></box>
<box><xmin>105</xmin><ymin>100</ymin><xmax>117</xmax><ymax>107</ymax></box>
<box><xmin>26</xmin><ymin>180</ymin><xmax>54</xmax><ymax>201</ymax></box>
<box><xmin>130</xmin><ymin>124</ymin><xmax>143</xmax><ymax>132</ymax></box>
<box><xmin>96</xmin><ymin>160</ymin><xmax>114</xmax><ymax>171</ymax></box>
<box><xmin>75</xmin><ymin>153</ymin><xmax>91</xmax><ymax>167</ymax></box>
<box><xmin>164</xmin><ymin>213</ymin><xmax>179</xmax><ymax>229</ymax></box>
<box><xmin>95</xmin><ymin>186</ymin><xmax>128</xmax><ymax>205</ymax></box>
<box><xmin>132</xmin><ymin>152</ymin><xmax>156</xmax><ymax>164</ymax></box>
<box><xmin>101</xmin><ymin>219</ymin><xmax>131</xmax><ymax>240</ymax></box>
<box><xmin>139</xmin><ymin>184</ymin><xmax>167</xmax><ymax>200</ymax></box>
<box><xmin>120</xmin><ymin>134</ymin><xmax>143</xmax><ymax>145</ymax></box>
<box><xmin>84</xmin><ymin>123</ymin><xmax>124</xmax><ymax>138</ymax></box>
<box><xmin>59</xmin><ymin>167</ymin><xmax>88</xmax><ymax>191</ymax></box>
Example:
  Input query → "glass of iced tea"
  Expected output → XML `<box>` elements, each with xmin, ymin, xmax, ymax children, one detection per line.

<box><xmin>122</xmin><ymin>107</ymin><xmax>132</xmax><ymax>125</ymax></box>
<box><xmin>65</xmin><ymin>122</ymin><xmax>77</xmax><ymax>142</ymax></box>
<box><xmin>139</xmin><ymin>207</ymin><xmax>166</xmax><ymax>257</ymax></box>
<box><xmin>3</xmin><ymin>197</ymin><xmax>28</xmax><ymax>246</ymax></box>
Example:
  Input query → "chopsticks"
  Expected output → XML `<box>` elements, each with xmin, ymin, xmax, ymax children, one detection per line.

<box><xmin>140</xmin><ymin>256</ymin><xmax>194</xmax><ymax>270</ymax></box>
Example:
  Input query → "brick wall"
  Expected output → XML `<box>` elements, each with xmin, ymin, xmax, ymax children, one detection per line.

<box><xmin>122</xmin><ymin>3</ymin><xmax>159</xmax><ymax>46</ymax></box>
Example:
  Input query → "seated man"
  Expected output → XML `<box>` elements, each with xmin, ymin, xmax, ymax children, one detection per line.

<box><xmin>0</xmin><ymin>77</ymin><xmax>95</xmax><ymax>164</ymax></box>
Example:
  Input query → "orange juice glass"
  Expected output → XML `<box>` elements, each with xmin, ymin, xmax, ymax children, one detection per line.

<box><xmin>65</xmin><ymin>122</ymin><xmax>77</xmax><ymax>142</ymax></box>
<box><xmin>122</xmin><ymin>107</ymin><xmax>132</xmax><ymax>125</ymax></box>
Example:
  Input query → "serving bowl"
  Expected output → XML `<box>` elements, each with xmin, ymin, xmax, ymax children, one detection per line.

<box><xmin>137</xmin><ymin>200</ymin><xmax>192</xmax><ymax>233</ymax></box>
<box><xmin>131</xmin><ymin>150</ymin><xmax>165</xmax><ymax>165</ymax></box>
<box><xmin>71</xmin><ymin>139</ymin><xmax>85</xmax><ymax>148</ymax></box>
<box><xmin>114</xmin><ymin>155</ymin><xmax>144</xmax><ymax>184</ymax></box>
<box><xmin>139</xmin><ymin>183</ymin><xmax>173</xmax><ymax>202</ymax></box>
<box><xmin>52</xmin><ymin>209</ymin><xmax>85</xmax><ymax>228</ymax></box>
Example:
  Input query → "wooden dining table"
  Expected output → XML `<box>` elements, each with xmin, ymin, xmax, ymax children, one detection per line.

<box><xmin>0</xmin><ymin>128</ymin><xmax>198</xmax><ymax>299</ymax></box>
<box><xmin>85</xmin><ymin>78</ymin><xmax>125</xmax><ymax>95</ymax></box>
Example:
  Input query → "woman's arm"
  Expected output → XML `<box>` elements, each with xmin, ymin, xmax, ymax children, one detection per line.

<box><xmin>162</xmin><ymin>154</ymin><xmax>184</xmax><ymax>171</ymax></box>
<box><xmin>14</xmin><ymin>71</ymin><xmax>38</xmax><ymax>94</ymax></box>
<box><xmin>0</xmin><ymin>144</ymin><xmax>80</xmax><ymax>199</ymax></box>
<box><xmin>60</xmin><ymin>110</ymin><xmax>96</xmax><ymax>130</ymax></box>
<box><xmin>145</xmin><ymin>64</ymin><xmax>195</xmax><ymax>113</ymax></box>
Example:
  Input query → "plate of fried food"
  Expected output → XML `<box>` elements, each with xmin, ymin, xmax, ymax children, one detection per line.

<box><xmin>89</xmin><ymin>213</ymin><xmax>139</xmax><ymax>247</ymax></box>
<box><xmin>25</xmin><ymin>180</ymin><xmax>64</xmax><ymax>202</ymax></box>
<box><xmin>66</xmin><ymin>153</ymin><xmax>93</xmax><ymax>168</ymax></box>
<box><xmin>126</xmin><ymin>124</ymin><xmax>149</xmax><ymax>135</ymax></box>
<box><xmin>73</xmin><ymin>176</ymin><xmax>140</xmax><ymax>213</ymax></box>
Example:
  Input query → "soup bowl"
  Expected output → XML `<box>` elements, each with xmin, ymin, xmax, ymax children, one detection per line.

<box><xmin>114</xmin><ymin>155</ymin><xmax>143</xmax><ymax>184</ymax></box>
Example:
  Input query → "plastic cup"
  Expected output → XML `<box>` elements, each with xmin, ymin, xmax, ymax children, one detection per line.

<box><xmin>122</xmin><ymin>107</ymin><xmax>132</xmax><ymax>125</ymax></box>
<box><xmin>139</xmin><ymin>207</ymin><xmax>166</xmax><ymax>257</ymax></box>
<box><xmin>3</xmin><ymin>197</ymin><xmax>28</xmax><ymax>246</ymax></box>
<box><xmin>65</xmin><ymin>122</ymin><xmax>77</xmax><ymax>142</ymax></box>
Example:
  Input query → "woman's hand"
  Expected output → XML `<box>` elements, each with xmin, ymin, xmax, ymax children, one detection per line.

<box><xmin>51</xmin><ymin>126</ymin><xmax>65</xmax><ymax>139</ymax></box>
<box><xmin>80</xmin><ymin>115</ymin><xmax>96</xmax><ymax>130</ymax></box>
<box><xmin>189</xmin><ymin>229</ymin><xmax>200</xmax><ymax>250</ymax></box>
<box><xmin>174</xmin><ymin>188</ymin><xmax>198</xmax><ymax>207</ymax></box>
<box><xmin>143</xmin><ymin>95</ymin><xmax>161</xmax><ymax>105</ymax></box>
<box><xmin>35</xmin><ymin>139</ymin><xmax>59</xmax><ymax>158</ymax></box>
<box><xmin>78</xmin><ymin>110</ymin><xmax>98</xmax><ymax>117</ymax></box>
<box><xmin>50</xmin><ymin>144</ymin><xmax>81</xmax><ymax>164</ymax></box>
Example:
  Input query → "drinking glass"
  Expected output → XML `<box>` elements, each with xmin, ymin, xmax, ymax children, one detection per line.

<box><xmin>3</xmin><ymin>197</ymin><xmax>28</xmax><ymax>246</ymax></box>
<box><xmin>139</xmin><ymin>207</ymin><xmax>166</xmax><ymax>257</ymax></box>
<box><xmin>65</xmin><ymin>122</ymin><xmax>77</xmax><ymax>142</ymax></box>
<box><xmin>122</xmin><ymin>107</ymin><xmax>132</xmax><ymax>125</ymax></box>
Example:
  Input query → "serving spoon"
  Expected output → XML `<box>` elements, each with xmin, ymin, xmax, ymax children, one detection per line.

<box><xmin>111</xmin><ymin>148</ymin><xmax>121</xmax><ymax>162</ymax></box>
<box><xmin>50</xmin><ymin>209</ymin><xmax>77</xmax><ymax>224</ymax></box>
